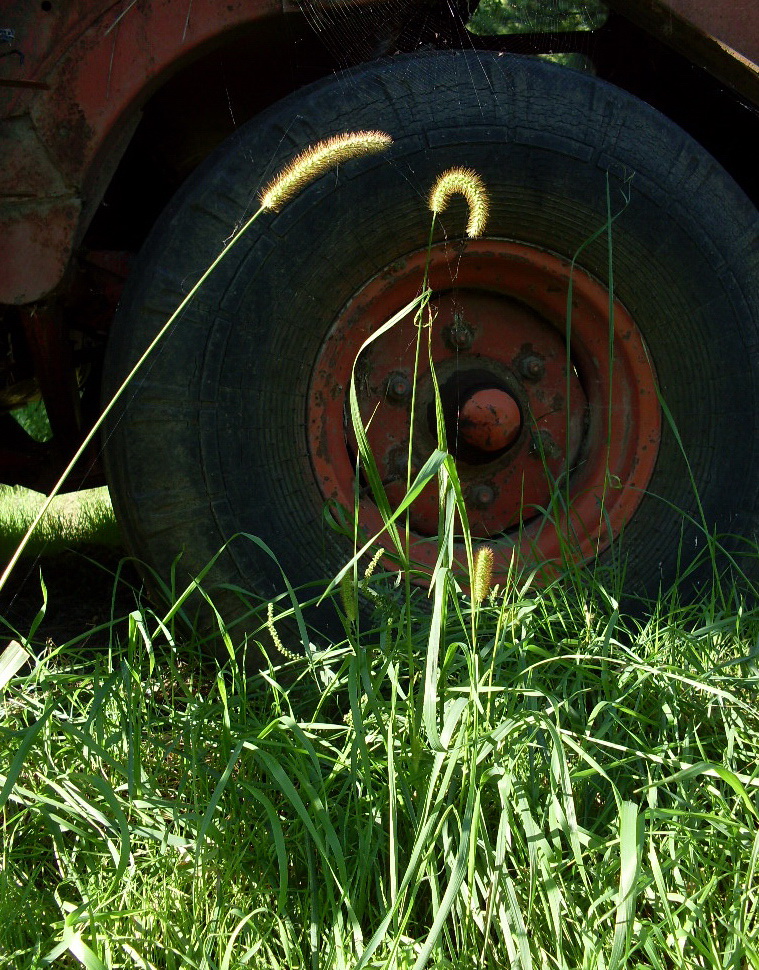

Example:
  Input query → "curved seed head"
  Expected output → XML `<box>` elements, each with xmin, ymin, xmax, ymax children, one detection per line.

<box><xmin>428</xmin><ymin>167</ymin><xmax>489</xmax><ymax>238</ymax></box>
<box><xmin>260</xmin><ymin>131</ymin><xmax>393</xmax><ymax>211</ymax></box>
<box><xmin>472</xmin><ymin>545</ymin><xmax>494</xmax><ymax>604</ymax></box>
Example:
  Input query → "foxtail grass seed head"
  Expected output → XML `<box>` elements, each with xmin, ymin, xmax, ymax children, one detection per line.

<box><xmin>472</xmin><ymin>545</ymin><xmax>494</xmax><ymax>604</ymax></box>
<box><xmin>259</xmin><ymin>131</ymin><xmax>393</xmax><ymax>211</ymax></box>
<box><xmin>428</xmin><ymin>167</ymin><xmax>489</xmax><ymax>238</ymax></box>
<box><xmin>340</xmin><ymin>572</ymin><xmax>358</xmax><ymax>624</ymax></box>
<box><xmin>363</xmin><ymin>547</ymin><xmax>384</xmax><ymax>585</ymax></box>
<box><xmin>267</xmin><ymin>602</ymin><xmax>298</xmax><ymax>661</ymax></box>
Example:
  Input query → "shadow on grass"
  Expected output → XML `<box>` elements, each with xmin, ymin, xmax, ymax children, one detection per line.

<box><xmin>0</xmin><ymin>485</ymin><xmax>141</xmax><ymax>649</ymax></box>
<box><xmin>0</xmin><ymin>546</ymin><xmax>143</xmax><ymax>650</ymax></box>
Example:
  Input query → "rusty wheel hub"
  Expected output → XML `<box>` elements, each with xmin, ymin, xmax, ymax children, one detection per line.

<box><xmin>309</xmin><ymin>240</ymin><xmax>660</xmax><ymax>581</ymax></box>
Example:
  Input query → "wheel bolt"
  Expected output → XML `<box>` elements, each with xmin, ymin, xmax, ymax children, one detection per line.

<box><xmin>519</xmin><ymin>355</ymin><xmax>545</xmax><ymax>381</ymax></box>
<box><xmin>444</xmin><ymin>314</ymin><xmax>474</xmax><ymax>352</ymax></box>
<box><xmin>469</xmin><ymin>484</ymin><xmax>496</xmax><ymax>509</ymax></box>
<box><xmin>386</xmin><ymin>373</ymin><xmax>412</xmax><ymax>403</ymax></box>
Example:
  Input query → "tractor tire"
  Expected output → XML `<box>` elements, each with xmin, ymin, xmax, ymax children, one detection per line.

<box><xmin>103</xmin><ymin>50</ymin><xmax>759</xmax><ymax>645</ymax></box>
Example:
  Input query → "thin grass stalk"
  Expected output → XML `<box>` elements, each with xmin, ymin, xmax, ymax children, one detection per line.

<box><xmin>561</xmin><ymin>175</ymin><xmax>632</xmax><ymax>566</ymax></box>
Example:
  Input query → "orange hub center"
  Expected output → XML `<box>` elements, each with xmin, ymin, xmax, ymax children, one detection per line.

<box><xmin>458</xmin><ymin>388</ymin><xmax>522</xmax><ymax>452</ymax></box>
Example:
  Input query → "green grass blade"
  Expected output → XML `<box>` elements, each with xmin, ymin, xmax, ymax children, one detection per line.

<box><xmin>0</xmin><ymin>639</ymin><xmax>31</xmax><ymax>690</ymax></box>
<box><xmin>608</xmin><ymin>800</ymin><xmax>641</xmax><ymax>970</ymax></box>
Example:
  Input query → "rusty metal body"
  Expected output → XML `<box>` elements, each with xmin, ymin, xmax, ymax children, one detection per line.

<box><xmin>1</xmin><ymin>0</ymin><xmax>284</xmax><ymax>305</ymax></box>
<box><xmin>646</xmin><ymin>0</ymin><xmax>759</xmax><ymax>65</ymax></box>
<box><xmin>0</xmin><ymin>0</ymin><xmax>757</xmax><ymax>491</ymax></box>
<box><xmin>606</xmin><ymin>0</ymin><xmax>759</xmax><ymax>104</ymax></box>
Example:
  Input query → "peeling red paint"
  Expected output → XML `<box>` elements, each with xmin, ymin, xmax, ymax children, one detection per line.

<box><xmin>1</xmin><ymin>0</ymin><xmax>282</xmax><ymax>303</ymax></box>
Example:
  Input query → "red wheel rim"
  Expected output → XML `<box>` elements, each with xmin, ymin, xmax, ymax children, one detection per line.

<box><xmin>308</xmin><ymin>240</ymin><xmax>660</xmax><ymax>581</ymax></box>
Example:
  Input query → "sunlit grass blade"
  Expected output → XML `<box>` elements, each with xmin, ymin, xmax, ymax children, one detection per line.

<box><xmin>0</xmin><ymin>639</ymin><xmax>31</xmax><ymax>690</ymax></box>
<box><xmin>608</xmin><ymin>800</ymin><xmax>641</xmax><ymax>970</ymax></box>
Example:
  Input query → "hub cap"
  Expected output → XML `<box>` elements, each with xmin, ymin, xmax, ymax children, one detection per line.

<box><xmin>458</xmin><ymin>388</ymin><xmax>522</xmax><ymax>452</ymax></box>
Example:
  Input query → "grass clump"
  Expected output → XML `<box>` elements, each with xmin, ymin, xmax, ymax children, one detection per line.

<box><xmin>11</xmin><ymin>401</ymin><xmax>53</xmax><ymax>443</ymax></box>
<box><xmin>1</xmin><ymin>568</ymin><xmax>759</xmax><ymax>969</ymax></box>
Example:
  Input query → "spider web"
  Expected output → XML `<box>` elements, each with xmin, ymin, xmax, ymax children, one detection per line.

<box><xmin>295</xmin><ymin>0</ymin><xmax>607</xmax><ymax>67</ymax></box>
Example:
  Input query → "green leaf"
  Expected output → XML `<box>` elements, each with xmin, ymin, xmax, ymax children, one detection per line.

<box><xmin>0</xmin><ymin>639</ymin><xmax>31</xmax><ymax>690</ymax></box>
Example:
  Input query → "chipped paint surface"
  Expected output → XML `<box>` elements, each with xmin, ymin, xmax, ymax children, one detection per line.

<box><xmin>0</xmin><ymin>0</ymin><xmax>280</xmax><ymax>303</ymax></box>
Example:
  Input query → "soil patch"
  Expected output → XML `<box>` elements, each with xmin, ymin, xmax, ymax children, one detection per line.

<box><xmin>0</xmin><ymin>546</ymin><xmax>142</xmax><ymax>651</ymax></box>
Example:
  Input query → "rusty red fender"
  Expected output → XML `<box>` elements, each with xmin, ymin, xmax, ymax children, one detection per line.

<box><xmin>0</xmin><ymin>0</ymin><xmax>280</xmax><ymax>305</ymax></box>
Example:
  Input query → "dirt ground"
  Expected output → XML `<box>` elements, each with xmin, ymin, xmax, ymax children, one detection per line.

<box><xmin>0</xmin><ymin>545</ymin><xmax>142</xmax><ymax>651</ymax></box>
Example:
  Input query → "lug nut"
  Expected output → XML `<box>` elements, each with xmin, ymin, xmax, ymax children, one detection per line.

<box><xmin>444</xmin><ymin>314</ymin><xmax>474</xmax><ymax>352</ymax></box>
<box><xmin>469</xmin><ymin>484</ymin><xmax>496</xmax><ymax>509</ymax></box>
<box><xmin>519</xmin><ymin>355</ymin><xmax>545</xmax><ymax>381</ymax></box>
<box><xmin>386</xmin><ymin>373</ymin><xmax>412</xmax><ymax>403</ymax></box>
